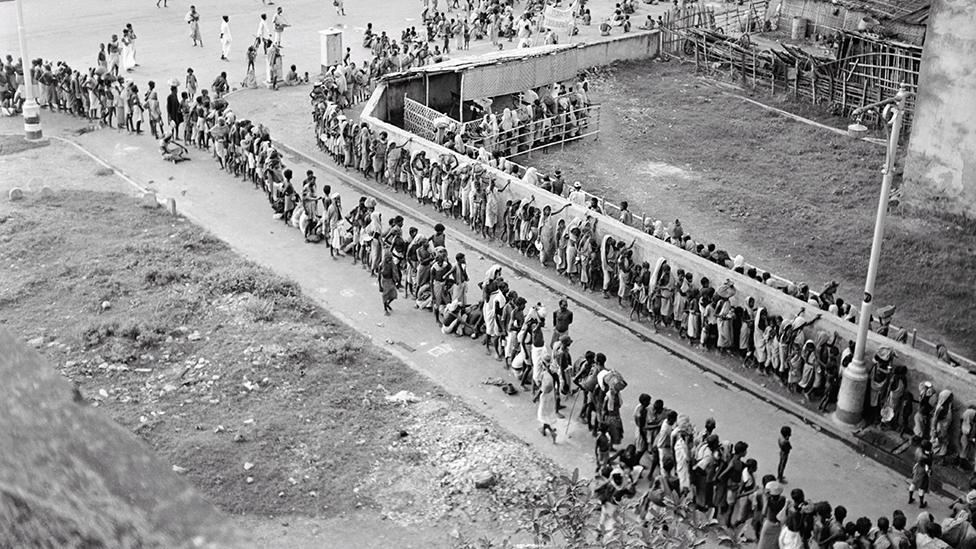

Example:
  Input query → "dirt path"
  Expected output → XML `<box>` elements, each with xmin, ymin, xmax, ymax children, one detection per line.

<box><xmin>524</xmin><ymin>60</ymin><xmax>976</xmax><ymax>357</ymax></box>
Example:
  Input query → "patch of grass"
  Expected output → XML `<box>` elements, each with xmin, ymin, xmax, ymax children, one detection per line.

<box><xmin>144</xmin><ymin>268</ymin><xmax>187</xmax><ymax>287</ymax></box>
<box><xmin>533</xmin><ymin>61</ymin><xmax>976</xmax><ymax>356</ymax></box>
<box><xmin>203</xmin><ymin>265</ymin><xmax>301</xmax><ymax>300</ymax></box>
<box><xmin>0</xmin><ymin>135</ymin><xmax>49</xmax><ymax>156</ymax></box>
<box><xmin>93</xmin><ymin>167</ymin><xmax>114</xmax><ymax>177</ymax></box>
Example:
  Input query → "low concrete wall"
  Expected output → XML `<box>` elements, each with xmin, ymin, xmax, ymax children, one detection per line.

<box><xmin>572</xmin><ymin>30</ymin><xmax>660</xmax><ymax>68</ymax></box>
<box><xmin>357</xmin><ymin>32</ymin><xmax>974</xmax><ymax>435</ymax></box>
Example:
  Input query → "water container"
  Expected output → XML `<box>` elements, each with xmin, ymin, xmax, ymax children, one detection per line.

<box><xmin>791</xmin><ymin>16</ymin><xmax>807</xmax><ymax>40</ymax></box>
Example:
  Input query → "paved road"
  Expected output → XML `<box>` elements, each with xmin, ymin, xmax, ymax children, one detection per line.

<box><xmin>1</xmin><ymin>109</ymin><xmax>950</xmax><ymax>523</ymax></box>
<box><xmin>0</xmin><ymin>0</ymin><xmax>951</xmax><ymax>528</ymax></box>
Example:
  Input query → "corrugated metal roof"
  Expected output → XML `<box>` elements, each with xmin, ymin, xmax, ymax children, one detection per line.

<box><xmin>838</xmin><ymin>0</ymin><xmax>929</xmax><ymax>22</ymax></box>
<box><xmin>381</xmin><ymin>43</ymin><xmax>579</xmax><ymax>80</ymax></box>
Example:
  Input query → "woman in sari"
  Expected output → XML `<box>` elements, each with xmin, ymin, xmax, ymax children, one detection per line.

<box><xmin>326</xmin><ymin>196</ymin><xmax>344</xmax><ymax>257</ymax></box>
<box><xmin>753</xmin><ymin>307</ymin><xmax>768</xmax><ymax>368</ymax></box>
<box><xmin>366</xmin><ymin>211</ymin><xmax>384</xmax><ymax>274</ymax></box>
<box><xmin>932</xmin><ymin>390</ymin><xmax>954</xmax><ymax>460</ymax></box>
<box><xmin>600</xmin><ymin>235</ymin><xmax>616</xmax><ymax>299</ymax></box>
<box><xmin>565</xmin><ymin>226</ymin><xmax>581</xmax><ymax>281</ymax></box>
<box><xmin>385</xmin><ymin>141</ymin><xmax>402</xmax><ymax>188</ymax></box>
<box><xmin>484</xmin><ymin>180</ymin><xmax>508</xmax><ymax>240</ymax></box>
<box><xmin>499</xmin><ymin>108</ymin><xmax>515</xmax><ymax>155</ymax></box>
<box><xmin>672</xmin><ymin>270</ymin><xmax>688</xmax><ymax>333</ymax></box>
<box><xmin>716</xmin><ymin>298</ymin><xmax>735</xmax><ymax>351</ymax></box>
<box><xmin>656</xmin><ymin>265</ymin><xmax>673</xmax><ymax>327</ymax></box>
<box><xmin>797</xmin><ymin>339</ymin><xmax>817</xmax><ymax>397</ymax></box>
<box><xmin>521</xmin><ymin>166</ymin><xmax>540</xmax><ymax>188</ymax></box>
<box><xmin>537</xmin><ymin>203</ymin><xmax>569</xmax><ymax>266</ymax></box>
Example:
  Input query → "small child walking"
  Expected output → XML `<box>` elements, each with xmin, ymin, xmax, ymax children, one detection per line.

<box><xmin>777</xmin><ymin>426</ymin><xmax>792</xmax><ymax>483</ymax></box>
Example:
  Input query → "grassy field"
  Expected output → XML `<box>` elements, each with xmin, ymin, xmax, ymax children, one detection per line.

<box><xmin>527</xmin><ymin>60</ymin><xmax>976</xmax><ymax>357</ymax></box>
<box><xmin>0</xmin><ymin>181</ymin><xmax>554</xmax><ymax>545</ymax></box>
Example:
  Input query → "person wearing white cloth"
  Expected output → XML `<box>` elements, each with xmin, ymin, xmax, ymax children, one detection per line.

<box><xmin>272</xmin><ymin>7</ymin><xmax>290</xmax><ymax>45</ymax></box>
<box><xmin>255</xmin><ymin>13</ymin><xmax>270</xmax><ymax>54</ymax></box>
<box><xmin>220</xmin><ymin>15</ymin><xmax>233</xmax><ymax>61</ymax></box>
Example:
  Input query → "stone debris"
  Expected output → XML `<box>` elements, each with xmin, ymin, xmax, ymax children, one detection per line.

<box><xmin>243</xmin><ymin>462</ymin><xmax>254</xmax><ymax>471</ymax></box>
<box><xmin>473</xmin><ymin>469</ymin><xmax>496</xmax><ymax>489</ymax></box>
<box><xmin>187</xmin><ymin>331</ymin><xmax>202</xmax><ymax>341</ymax></box>
<box><xmin>384</xmin><ymin>390</ymin><xmax>420</xmax><ymax>405</ymax></box>
<box><xmin>355</xmin><ymin>400</ymin><xmax>554</xmax><ymax>527</ymax></box>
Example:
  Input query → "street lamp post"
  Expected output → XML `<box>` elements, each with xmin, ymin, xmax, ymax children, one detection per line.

<box><xmin>834</xmin><ymin>84</ymin><xmax>912</xmax><ymax>427</ymax></box>
<box><xmin>15</xmin><ymin>0</ymin><xmax>43</xmax><ymax>141</ymax></box>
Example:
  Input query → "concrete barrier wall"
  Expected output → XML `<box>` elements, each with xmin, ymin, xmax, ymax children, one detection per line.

<box><xmin>356</xmin><ymin>31</ymin><xmax>975</xmax><ymax>434</ymax></box>
<box><xmin>572</xmin><ymin>30</ymin><xmax>660</xmax><ymax>68</ymax></box>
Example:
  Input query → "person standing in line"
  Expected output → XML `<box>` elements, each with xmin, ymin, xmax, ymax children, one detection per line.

<box><xmin>186</xmin><ymin>6</ymin><xmax>203</xmax><ymax>47</ymax></box>
<box><xmin>220</xmin><ymin>15</ymin><xmax>233</xmax><ymax>61</ymax></box>
<box><xmin>255</xmin><ymin>13</ymin><xmax>270</xmax><ymax>54</ymax></box>
<box><xmin>777</xmin><ymin>425</ymin><xmax>792</xmax><ymax>483</ymax></box>
<box><xmin>272</xmin><ymin>7</ymin><xmax>290</xmax><ymax>45</ymax></box>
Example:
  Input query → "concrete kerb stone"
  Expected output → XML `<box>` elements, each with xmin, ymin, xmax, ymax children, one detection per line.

<box><xmin>274</xmin><ymin>138</ymin><xmax>963</xmax><ymax>501</ymax></box>
<box><xmin>140</xmin><ymin>191</ymin><xmax>159</xmax><ymax>209</ymax></box>
<box><xmin>8</xmin><ymin>187</ymin><xmax>24</xmax><ymax>201</ymax></box>
<box><xmin>40</xmin><ymin>186</ymin><xmax>54</xmax><ymax>197</ymax></box>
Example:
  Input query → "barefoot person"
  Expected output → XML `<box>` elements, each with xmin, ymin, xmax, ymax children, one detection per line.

<box><xmin>186</xmin><ymin>6</ymin><xmax>203</xmax><ymax>47</ymax></box>
<box><xmin>220</xmin><ymin>15</ymin><xmax>233</xmax><ymax>61</ymax></box>
<box><xmin>379</xmin><ymin>254</ymin><xmax>399</xmax><ymax>315</ymax></box>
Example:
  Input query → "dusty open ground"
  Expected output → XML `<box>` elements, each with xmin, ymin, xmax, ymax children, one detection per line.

<box><xmin>0</xmin><ymin>142</ymin><xmax>556</xmax><ymax>547</ymax></box>
<box><xmin>524</xmin><ymin>60</ymin><xmax>976</xmax><ymax>357</ymax></box>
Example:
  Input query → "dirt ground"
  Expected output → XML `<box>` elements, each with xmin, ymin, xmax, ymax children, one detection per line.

<box><xmin>0</xmin><ymin>144</ymin><xmax>557</xmax><ymax>547</ymax></box>
<box><xmin>524</xmin><ymin>60</ymin><xmax>976</xmax><ymax>357</ymax></box>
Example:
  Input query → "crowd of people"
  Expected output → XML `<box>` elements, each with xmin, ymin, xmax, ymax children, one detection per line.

<box><xmin>305</xmin><ymin>73</ymin><xmax>976</xmax><ymax>546</ymax></box>
<box><xmin>3</xmin><ymin>0</ymin><xmax>975</xmax><ymax>546</ymax></box>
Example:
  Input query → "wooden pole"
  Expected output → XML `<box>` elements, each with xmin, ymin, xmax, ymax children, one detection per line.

<box><xmin>841</xmin><ymin>76</ymin><xmax>847</xmax><ymax>112</ymax></box>
<box><xmin>812</xmin><ymin>70</ymin><xmax>817</xmax><ymax>105</ymax></box>
<box><xmin>695</xmin><ymin>33</ymin><xmax>700</xmax><ymax>73</ymax></box>
<box><xmin>829</xmin><ymin>72</ymin><xmax>835</xmax><ymax>105</ymax></box>
<box><xmin>752</xmin><ymin>52</ymin><xmax>757</xmax><ymax>89</ymax></box>
<box><xmin>793</xmin><ymin>60</ymin><xmax>800</xmax><ymax>99</ymax></box>
<box><xmin>739</xmin><ymin>50</ymin><xmax>746</xmax><ymax>87</ymax></box>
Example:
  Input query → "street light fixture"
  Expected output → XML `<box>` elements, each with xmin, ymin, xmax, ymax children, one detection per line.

<box><xmin>833</xmin><ymin>84</ymin><xmax>913</xmax><ymax>428</ymax></box>
<box><xmin>15</xmin><ymin>0</ymin><xmax>43</xmax><ymax>141</ymax></box>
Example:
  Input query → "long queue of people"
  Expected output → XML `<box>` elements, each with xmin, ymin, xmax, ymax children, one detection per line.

<box><xmin>304</xmin><ymin>88</ymin><xmax>976</xmax><ymax>547</ymax></box>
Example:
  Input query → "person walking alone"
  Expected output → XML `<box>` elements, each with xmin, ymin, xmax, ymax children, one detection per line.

<box><xmin>186</xmin><ymin>6</ymin><xmax>203</xmax><ymax>47</ymax></box>
<box><xmin>255</xmin><ymin>13</ymin><xmax>270</xmax><ymax>54</ymax></box>
<box><xmin>220</xmin><ymin>15</ymin><xmax>233</xmax><ymax>61</ymax></box>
